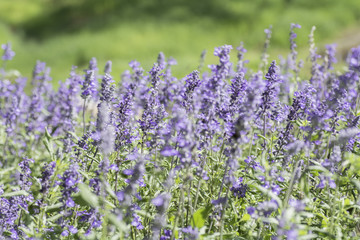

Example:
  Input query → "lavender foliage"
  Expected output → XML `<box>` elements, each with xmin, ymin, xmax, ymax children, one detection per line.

<box><xmin>1</xmin><ymin>29</ymin><xmax>360</xmax><ymax>239</ymax></box>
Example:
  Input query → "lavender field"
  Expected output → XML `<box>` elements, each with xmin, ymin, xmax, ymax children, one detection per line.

<box><xmin>1</xmin><ymin>25</ymin><xmax>360</xmax><ymax>239</ymax></box>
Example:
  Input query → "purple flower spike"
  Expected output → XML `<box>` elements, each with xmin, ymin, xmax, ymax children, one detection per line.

<box><xmin>132</xmin><ymin>213</ymin><xmax>144</xmax><ymax>230</ymax></box>
<box><xmin>1</xmin><ymin>42</ymin><xmax>15</xmax><ymax>61</ymax></box>
<box><xmin>182</xmin><ymin>226</ymin><xmax>199</xmax><ymax>240</ymax></box>
<box><xmin>69</xmin><ymin>225</ymin><xmax>78</xmax><ymax>234</ymax></box>
<box><xmin>160</xmin><ymin>146</ymin><xmax>179</xmax><ymax>157</ymax></box>
<box><xmin>230</xmin><ymin>177</ymin><xmax>248</xmax><ymax>198</ymax></box>
<box><xmin>81</xmin><ymin>70</ymin><xmax>96</xmax><ymax>99</ymax></box>
<box><xmin>61</xmin><ymin>230</ymin><xmax>69</xmax><ymax>237</ymax></box>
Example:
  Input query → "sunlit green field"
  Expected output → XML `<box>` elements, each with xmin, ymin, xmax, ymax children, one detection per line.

<box><xmin>1</xmin><ymin>0</ymin><xmax>360</xmax><ymax>82</ymax></box>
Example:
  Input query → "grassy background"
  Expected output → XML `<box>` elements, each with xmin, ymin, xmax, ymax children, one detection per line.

<box><xmin>1</xmin><ymin>0</ymin><xmax>360</xmax><ymax>83</ymax></box>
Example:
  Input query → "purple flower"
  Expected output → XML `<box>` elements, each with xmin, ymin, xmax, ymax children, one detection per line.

<box><xmin>68</xmin><ymin>225</ymin><xmax>78</xmax><ymax>234</ymax></box>
<box><xmin>325</xmin><ymin>44</ymin><xmax>337</xmax><ymax>70</ymax></box>
<box><xmin>289</xmin><ymin>23</ymin><xmax>301</xmax><ymax>73</ymax></box>
<box><xmin>4</xmin><ymin>96</ymin><xmax>20</xmax><ymax>135</ymax></box>
<box><xmin>160</xmin><ymin>146</ymin><xmax>179</xmax><ymax>157</ymax></box>
<box><xmin>32</xmin><ymin>60</ymin><xmax>46</xmax><ymax>83</ymax></box>
<box><xmin>271</xmin><ymin>184</ymin><xmax>281</xmax><ymax>195</ymax></box>
<box><xmin>247</xmin><ymin>206</ymin><xmax>256</xmax><ymax>216</ymax></box>
<box><xmin>286</xmin><ymin>229</ymin><xmax>298</xmax><ymax>240</ymax></box>
<box><xmin>59</xmin><ymin>164</ymin><xmax>80</xmax><ymax>209</ymax></box>
<box><xmin>61</xmin><ymin>230</ymin><xmax>69</xmax><ymax>237</ymax></box>
<box><xmin>160</xmin><ymin>229</ymin><xmax>172</xmax><ymax>240</ymax></box>
<box><xmin>95</xmin><ymin>102</ymin><xmax>115</xmax><ymax>155</ymax></box>
<box><xmin>289</xmin><ymin>199</ymin><xmax>305</xmax><ymax>212</ymax></box>
<box><xmin>50</xmin><ymin>66</ymin><xmax>80</xmax><ymax>137</ymax></box>
<box><xmin>348</xmin><ymin>46</ymin><xmax>360</xmax><ymax>72</ymax></box>
<box><xmin>229</xmin><ymin>72</ymin><xmax>248</xmax><ymax>111</ymax></box>
<box><xmin>181</xmin><ymin>70</ymin><xmax>201</xmax><ymax>111</ymax></box>
<box><xmin>151</xmin><ymin>192</ymin><xmax>172</xmax><ymax>239</ymax></box>
<box><xmin>138</xmin><ymin>86</ymin><xmax>167</xmax><ymax>137</ymax></box>
<box><xmin>100</xmin><ymin>73</ymin><xmax>115</xmax><ymax>103</ymax></box>
<box><xmin>1</xmin><ymin>42</ymin><xmax>15</xmax><ymax>61</ymax></box>
<box><xmin>208</xmin><ymin>45</ymin><xmax>233</xmax><ymax>86</ymax></box>
<box><xmin>123</xmin><ymin>169</ymin><xmax>134</xmax><ymax>175</ymax></box>
<box><xmin>131</xmin><ymin>213</ymin><xmax>144</xmax><ymax>230</ymax></box>
<box><xmin>211</xmin><ymin>197</ymin><xmax>227</xmax><ymax>206</ymax></box>
<box><xmin>152</xmin><ymin>193</ymin><xmax>170</xmax><ymax>208</ymax></box>
<box><xmin>118</xmin><ymin>157</ymin><xmax>145</xmax><ymax>206</ymax></box>
<box><xmin>317</xmin><ymin>175</ymin><xmax>336</xmax><ymax>189</ymax></box>
<box><xmin>230</xmin><ymin>177</ymin><xmax>248</xmax><ymax>198</ymax></box>
<box><xmin>157</xmin><ymin>52</ymin><xmax>166</xmax><ymax>69</ymax></box>
<box><xmin>40</xmin><ymin>161</ymin><xmax>56</xmax><ymax>194</ymax></box>
<box><xmin>182</xmin><ymin>226</ymin><xmax>199</xmax><ymax>240</ymax></box>
<box><xmin>236</xmin><ymin>42</ymin><xmax>248</xmax><ymax>73</ymax></box>
<box><xmin>104</xmin><ymin>60</ymin><xmax>112</xmax><ymax>74</ymax></box>
<box><xmin>18</xmin><ymin>158</ymin><xmax>34</xmax><ymax>191</ymax></box>
<box><xmin>257</xmin><ymin>200</ymin><xmax>278</xmax><ymax>217</ymax></box>
<box><xmin>257</xmin><ymin>60</ymin><xmax>280</xmax><ymax>128</ymax></box>
<box><xmin>260</xmin><ymin>26</ymin><xmax>272</xmax><ymax>68</ymax></box>
<box><xmin>9</xmin><ymin>228</ymin><xmax>19</xmax><ymax>239</ymax></box>
<box><xmin>81</xmin><ymin>70</ymin><xmax>96</xmax><ymax>99</ymax></box>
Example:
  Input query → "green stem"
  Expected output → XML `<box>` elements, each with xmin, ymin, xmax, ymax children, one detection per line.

<box><xmin>263</xmin><ymin>114</ymin><xmax>267</xmax><ymax>147</ymax></box>
<box><xmin>87</xmin><ymin>146</ymin><xmax>99</xmax><ymax>172</ymax></box>
<box><xmin>2</xmin><ymin>134</ymin><xmax>8</xmax><ymax>166</ymax></box>
<box><xmin>248</xmin><ymin>127</ymin><xmax>255</xmax><ymax>155</ymax></box>
<box><xmin>193</xmin><ymin>159</ymin><xmax>206</xmax><ymax>210</ymax></box>
<box><xmin>171</xmin><ymin>185</ymin><xmax>184</xmax><ymax>240</ymax></box>
<box><xmin>355</xmin><ymin>90</ymin><xmax>360</xmax><ymax>114</ymax></box>
<box><xmin>82</xmin><ymin>98</ymin><xmax>87</xmax><ymax>134</ymax></box>
<box><xmin>186</xmin><ymin>181</ymin><xmax>193</xmax><ymax>227</ymax></box>
<box><xmin>219</xmin><ymin>187</ymin><xmax>230</xmax><ymax>240</ymax></box>
<box><xmin>284</xmin><ymin>159</ymin><xmax>301</xmax><ymax>208</ymax></box>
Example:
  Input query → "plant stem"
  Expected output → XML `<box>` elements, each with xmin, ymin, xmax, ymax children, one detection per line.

<box><xmin>3</xmin><ymin>134</ymin><xmax>8</xmax><ymax>166</ymax></box>
<box><xmin>87</xmin><ymin>146</ymin><xmax>99</xmax><ymax>172</ymax></box>
<box><xmin>82</xmin><ymin>98</ymin><xmax>87</xmax><ymax>134</ymax></box>
<box><xmin>193</xmin><ymin>159</ymin><xmax>205</xmax><ymax>210</ymax></box>
<box><xmin>263</xmin><ymin>114</ymin><xmax>267</xmax><ymax>147</ymax></box>
<box><xmin>171</xmin><ymin>185</ymin><xmax>184</xmax><ymax>240</ymax></box>
<box><xmin>284</xmin><ymin>159</ymin><xmax>301</xmax><ymax>208</ymax></box>
<box><xmin>219</xmin><ymin>187</ymin><xmax>230</xmax><ymax>240</ymax></box>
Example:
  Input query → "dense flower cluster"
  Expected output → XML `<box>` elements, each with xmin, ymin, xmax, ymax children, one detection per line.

<box><xmin>1</xmin><ymin>24</ymin><xmax>360</xmax><ymax>239</ymax></box>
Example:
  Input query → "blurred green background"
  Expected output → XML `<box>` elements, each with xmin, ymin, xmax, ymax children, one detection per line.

<box><xmin>1</xmin><ymin>0</ymin><xmax>360</xmax><ymax>82</ymax></box>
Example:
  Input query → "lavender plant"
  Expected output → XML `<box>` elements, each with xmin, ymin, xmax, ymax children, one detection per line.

<box><xmin>1</xmin><ymin>24</ymin><xmax>360</xmax><ymax>240</ymax></box>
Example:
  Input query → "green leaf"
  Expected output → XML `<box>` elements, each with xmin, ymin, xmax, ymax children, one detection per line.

<box><xmin>43</xmin><ymin>138</ymin><xmax>53</xmax><ymax>158</ymax></box>
<box><xmin>78</xmin><ymin>169</ymin><xmax>91</xmax><ymax>180</ymax></box>
<box><xmin>240</xmin><ymin>213</ymin><xmax>251</xmax><ymax>221</ymax></box>
<box><xmin>47</xmin><ymin>213</ymin><xmax>63</xmax><ymax>222</ymax></box>
<box><xmin>1</xmin><ymin>190</ymin><xmax>29</xmax><ymax>198</ymax></box>
<box><xmin>45</xmin><ymin>127</ymin><xmax>53</xmax><ymax>141</ymax></box>
<box><xmin>351</xmin><ymin>179</ymin><xmax>360</xmax><ymax>191</ymax></box>
<box><xmin>3</xmin><ymin>230</ymin><xmax>12</xmax><ymax>237</ymax></box>
<box><xmin>74</xmin><ymin>183</ymin><xmax>99</xmax><ymax>208</ymax></box>
<box><xmin>105</xmin><ymin>183</ymin><xmax>117</xmax><ymax>201</ymax></box>
<box><xmin>262</xmin><ymin>217</ymin><xmax>278</xmax><ymax>225</ymax></box>
<box><xmin>19</xmin><ymin>225</ymin><xmax>35</xmax><ymax>236</ymax></box>
<box><xmin>298</xmin><ymin>234</ymin><xmax>318</xmax><ymax>240</ymax></box>
<box><xmin>0</xmin><ymin>167</ymin><xmax>15</xmax><ymax>175</ymax></box>
<box><xmin>251</xmin><ymin>184</ymin><xmax>283</xmax><ymax>209</ymax></box>
<box><xmin>344</xmin><ymin>198</ymin><xmax>351</xmax><ymax>206</ymax></box>
<box><xmin>308</xmin><ymin>165</ymin><xmax>330</xmax><ymax>174</ymax></box>
<box><xmin>85</xmin><ymin>154</ymin><xmax>100</xmax><ymax>164</ymax></box>
<box><xmin>45</xmin><ymin>202</ymin><xmax>63</xmax><ymax>213</ymax></box>
<box><xmin>108</xmin><ymin>213</ymin><xmax>128</xmax><ymax>232</ymax></box>
<box><xmin>347</xmin><ymin>152</ymin><xmax>360</xmax><ymax>174</ymax></box>
<box><xmin>135</xmin><ymin>210</ymin><xmax>153</xmax><ymax>219</ymax></box>
<box><xmin>190</xmin><ymin>204</ymin><xmax>212</xmax><ymax>228</ymax></box>
<box><xmin>257</xmin><ymin>134</ymin><xmax>271</xmax><ymax>143</ymax></box>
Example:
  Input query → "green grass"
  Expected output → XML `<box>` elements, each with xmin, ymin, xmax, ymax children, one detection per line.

<box><xmin>1</xmin><ymin>0</ymin><xmax>360</xmax><ymax>83</ymax></box>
